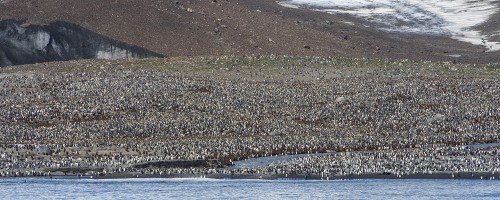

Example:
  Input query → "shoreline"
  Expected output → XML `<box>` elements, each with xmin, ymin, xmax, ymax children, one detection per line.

<box><xmin>98</xmin><ymin>172</ymin><xmax>500</xmax><ymax>180</ymax></box>
<box><xmin>1</xmin><ymin>172</ymin><xmax>498</xmax><ymax>181</ymax></box>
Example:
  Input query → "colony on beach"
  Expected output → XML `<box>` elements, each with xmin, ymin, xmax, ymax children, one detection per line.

<box><xmin>0</xmin><ymin>56</ymin><xmax>498</xmax><ymax>179</ymax></box>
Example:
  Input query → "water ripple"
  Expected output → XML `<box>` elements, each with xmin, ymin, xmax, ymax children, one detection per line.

<box><xmin>0</xmin><ymin>178</ymin><xmax>499</xmax><ymax>199</ymax></box>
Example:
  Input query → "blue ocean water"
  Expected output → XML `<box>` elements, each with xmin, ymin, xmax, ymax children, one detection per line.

<box><xmin>0</xmin><ymin>178</ymin><xmax>499</xmax><ymax>199</ymax></box>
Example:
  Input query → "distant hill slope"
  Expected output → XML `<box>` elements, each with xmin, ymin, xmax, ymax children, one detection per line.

<box><xmin>0</xmin><ymin>0</ymin><xmax>499</xmax><ymax>65</ymax></box>
<box><xmin>0</xmin><ymin>19</ymin><xmax>162</xmax><ymax>66</ymax></box>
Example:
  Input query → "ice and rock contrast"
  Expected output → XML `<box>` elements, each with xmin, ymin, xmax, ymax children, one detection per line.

<box><xmin>279</xmin><ymin>0</ymin><xmax>500</xmax><ymax>51</ymax></box>
<box><xmin>0</xmin><ymin>20</ymin><xmax>163</xmax><ymax>67</ymax></box>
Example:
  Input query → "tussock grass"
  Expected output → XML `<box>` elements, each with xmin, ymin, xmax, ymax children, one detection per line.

<box><xmin>1</xmin><ymin>56</ymin><xmax>499</xmax><ymax>79</ymax></box>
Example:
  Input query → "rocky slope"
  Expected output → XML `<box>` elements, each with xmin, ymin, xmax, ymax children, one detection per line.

<box><xmin>0</xmin><ymin>0</ymin><xmax>499</xmax><ymax>66</ymax></box>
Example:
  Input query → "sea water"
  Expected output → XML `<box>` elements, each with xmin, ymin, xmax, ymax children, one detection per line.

<box><xmin>0</xmin><ymin>178</ymin><xmax>499</xmax><ymax>199</ymax></box>
<box><xmin>279</xmin><ymin>0</ymin><xmax>500</xmax><ymax>51</ymax></box>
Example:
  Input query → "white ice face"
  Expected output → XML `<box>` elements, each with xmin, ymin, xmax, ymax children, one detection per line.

<box><xmin>29</xmin><ymin>31</ymin><xmax>51</xmax><ymax>51</ymax></box>
<box><xmin>97</xmin><ymin>45</ymin><xmax>133</xmax><ymax>60</ymax></box>
<box><xmin>279</xmin><ymin>0</ymin><xmax>500</xmax><ymax>51</ymax></box>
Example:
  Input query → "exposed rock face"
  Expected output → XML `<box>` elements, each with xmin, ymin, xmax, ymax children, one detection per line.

<box><xmin>0</xmin><ymin>20</ymin><xmax>163</xmax><ymax>67</ymax></box>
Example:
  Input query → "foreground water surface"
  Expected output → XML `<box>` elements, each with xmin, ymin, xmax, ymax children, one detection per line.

<box><xmin>0</xmin><ymin>178</ymin><xmax>499</xmax><ymax>199</ymax></box>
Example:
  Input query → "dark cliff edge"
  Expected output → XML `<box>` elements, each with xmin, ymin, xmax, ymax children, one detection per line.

<box><xmin>0</xmin><ymin>19</ymin><xmax>164</xmax><ymax>67</ymax></box>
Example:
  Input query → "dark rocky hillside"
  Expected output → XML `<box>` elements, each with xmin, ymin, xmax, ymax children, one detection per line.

<box><xmin>0</xmin><ymin>20</ymin><xmax>162</xmax><ymax>66</ymax></box>
<box><xmin>0</xmin><ymin>0</ymin><xmax>499</xmax><ymax>66</ymax></box>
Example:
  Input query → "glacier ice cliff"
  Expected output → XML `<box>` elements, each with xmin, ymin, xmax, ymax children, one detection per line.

<box><xmin>0</xmin><ymin>20</ymin><xmax>163</xmax><ymax>67</ymax></box>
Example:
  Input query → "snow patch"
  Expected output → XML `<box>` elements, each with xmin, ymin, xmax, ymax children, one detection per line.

<box><xmin>279</xmin><ymin>0</ymin><xmax>500</xmax><ymax>51</ymax></box>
